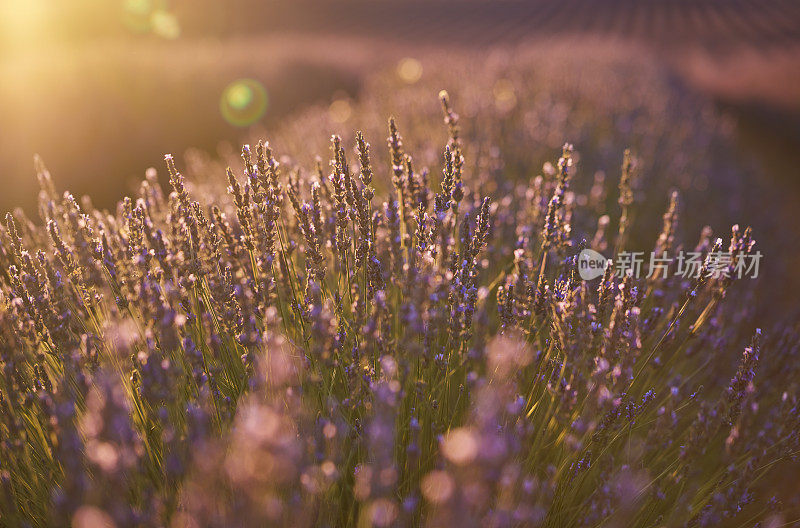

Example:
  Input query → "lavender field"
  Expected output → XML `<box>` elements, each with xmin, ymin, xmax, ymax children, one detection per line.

<box><xmin>1</xmin><ymin>2</ymin><xmax>799</xmax><ymax>527</ymax></box>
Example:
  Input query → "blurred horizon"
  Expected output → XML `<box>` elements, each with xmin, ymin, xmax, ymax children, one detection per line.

<box><xmin>2</xmin><ymin>0</ymin><xmax>800</xmax><ymax>215</ymax></box>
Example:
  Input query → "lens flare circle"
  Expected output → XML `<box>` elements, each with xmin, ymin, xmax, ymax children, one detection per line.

<box><xmin>220</xmin><ymin>79</ymin><xmax>268</xmax><ymax>127</ymax></box>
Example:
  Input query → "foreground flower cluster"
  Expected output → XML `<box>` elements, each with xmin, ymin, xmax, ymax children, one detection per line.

<box><xmin>0</xmin><ymin>88</ymin><xmax>798</xmax><ymax>527</ymax></box>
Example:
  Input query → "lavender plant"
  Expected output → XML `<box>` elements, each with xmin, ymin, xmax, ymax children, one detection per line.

<box><xmin>0</xmin><ymin>89</ymin><xmax>797</xmax><ymax>528</ymax></box>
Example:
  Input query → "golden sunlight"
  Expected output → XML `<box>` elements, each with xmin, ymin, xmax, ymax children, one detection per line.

<box><xmin>0</xmin><ymin>0</ymin><xmax>52</xmax><ymax>50</ymax></box>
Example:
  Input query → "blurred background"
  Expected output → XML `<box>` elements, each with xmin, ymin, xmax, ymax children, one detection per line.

<box><xmin>1</xmin><ymin>0</ymin><xmax>799</xmax><ymax>216</ymax></box>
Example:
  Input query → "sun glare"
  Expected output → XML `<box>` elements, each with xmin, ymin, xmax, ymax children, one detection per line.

<box><xmin>0</xmin><ymin>0</ymin><xmax>51</xmax><ymax>49</ymax></box>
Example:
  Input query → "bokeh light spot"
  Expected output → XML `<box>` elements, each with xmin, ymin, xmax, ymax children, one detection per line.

<box><xmin>72</xmin><ymin>506</ymin><xmax>117</xmax><ymax>528</ymax></box>
<box><xmin>493</xmin><ymin>79</ymin><xmax>517</xmax><ymax>112</ymax></box>
<box><xmin>328</xmin><ymin>98</ymin><xmax>352</xmax><ymax>123</ymax></box>
<box><xmin>221</xmin><ymin>79</ymin><xmax>268</xmax><ymax>127</ymax></box>
<box><xmin>441</xmin><ymin>427</ymin><xmax>478</xmax><ymax>465</ymax></box>
<box><xmin>421</xmin><ymin>470</ymin><xmax>454</xmax><ymax>504</ymax></box>
<box><xmin>397</xmin><ymin>58</ymin><xmax>423</xmax><ymax>84</ymax></box>
<box><xmin>122</xmin><ymin>0</ymin><xmax>166</xmax><ymax>34</ymax></box>
<box><xmin>124</xmin><ymin>0</ymin><xmax>153</xmax><ymax>16</ymax></box>
<box><xmin>150</xmin><ymin>10</ymin><xmax>181</xmax><ymax>39</ymax></box>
